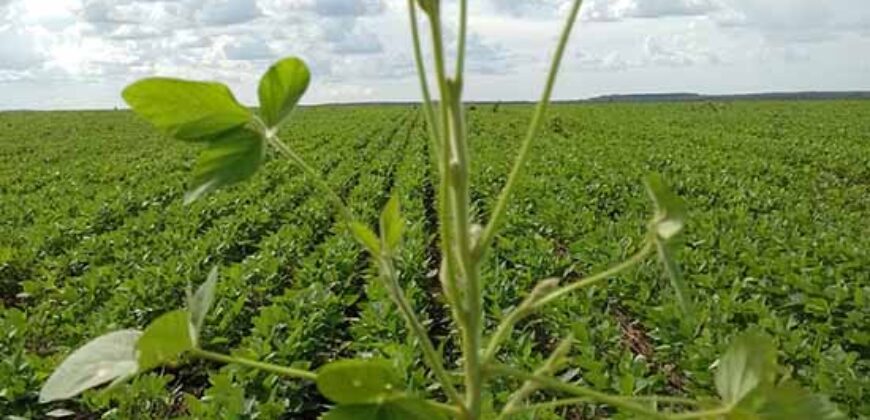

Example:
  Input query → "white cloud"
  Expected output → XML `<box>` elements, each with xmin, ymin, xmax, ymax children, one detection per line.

<box><xmin>575</xmin><ymin>51</ymin><xmax>631</xmax><ymax>71</ymax></box>
<box><xmin>0</xmin><ymin>0</ymin><xmax>868</xmax><ymax>109</ymax></box>
<box><xmin>493</xmin><ymin>0</ymin><xmax>718</xmax><ymax>21</ymax></box>
<box><xmin>630</xmin><ymin>0</ymin><xmax>717</xmax><ymax>18</ymax></box>
<box><xmin>259</xmin><ymin>0</ymin><xmax>385</xmax><ymax>18</ymax></box>
<box><xmin>642</xmin><ymin>33</ymin><xmax>721</xmax><ymax>67</ymax></box>
<box><xmin>489</xmin><ymin>0</ymin><xmax>570</xmax><ymax>18</ymax></box>
<box><xmin>465</xmin><ymin>32</ymin><xmax>517</xmax><ymax>75</ymax></box>
<box><xmin>222</xmin><ymin>34</ymin><xmax>274</xmax><ymax>60</ymax></box>
<box><xmin>321</xmin><ymin>18</ymin><xmax>383</xmax><ymax>55</ymax></box>
<box><xmin>197</xmin><ymin>0</ymin><xmax>262</xmax><ymax>25</ymax></box>
<box><xmin>310</xmin><ymin>0</ymin><xmax>385</xmax><ymax>17</ymax></box>
<box><xmin>713</xmin><ymin>0</ymin><xmax>870</xmax><ymax>43</ymax></box>
<box><xmin>0</xmin><ymin>26</ymin><xmax>44</xmax><ymax>70</ymax></box>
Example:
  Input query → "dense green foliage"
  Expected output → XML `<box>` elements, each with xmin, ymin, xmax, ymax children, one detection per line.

<box><xmin>1</xmin><ymin>101</ymin><xmax>867</xmax><ymax>418</ymax></box>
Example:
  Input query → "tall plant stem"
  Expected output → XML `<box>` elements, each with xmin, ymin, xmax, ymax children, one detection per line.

<box><xmin>474</xmin><ymin>0</ymin><xmax>584</xmax><ymax>261</ymax></box>
<box><xmin>407</xmin><ymin>4</ymin><xmax>468</xmax><ymax>384</ymax></box>
<box><xmin>456</xmin><ymin>0</ymin><xmax>469</xmax><ymax>80</ymax></box>
<box><xmin>427</xmin><ymin>3</ymin><xmax>481</xmax><ymax>417</ymax></box>
<box><xmin>447</xmin><ymin>78</ymin><xmax>483</xmax><ymax>420</ymax></box>
<box><xmin>407</xmin><ymin>0</ymin><xmax>441</xmax><ymax>149</ymax></box>
<box><xmin>424</xmin><ymin>3</ymin><xmax>466</xmax><ymax>326</ymax></box>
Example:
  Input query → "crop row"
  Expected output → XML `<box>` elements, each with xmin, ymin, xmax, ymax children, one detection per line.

<box><xmin>466</xmin><ymin>101</ymin><xmax>868</xmax><ymax>417</ymax></box>
<box><xmin>1</xmin><ymin>101</ymin><xmax>867</xmax><ymax>418</ymax></box>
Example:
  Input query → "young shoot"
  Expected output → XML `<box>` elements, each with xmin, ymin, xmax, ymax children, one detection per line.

<box><xmin>38</xmin><ymin>1</ymin><xmax>844</xmax><ymax>419</ymax></box>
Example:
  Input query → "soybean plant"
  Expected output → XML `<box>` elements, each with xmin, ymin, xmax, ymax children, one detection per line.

<box><xmin>39</xmin><ymin>1</ymin><xmax>843</xmax><ymax>419</ymax></box>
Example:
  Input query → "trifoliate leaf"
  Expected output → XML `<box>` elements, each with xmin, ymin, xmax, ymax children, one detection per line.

<box><xmin>258</xmin><ymin>57</ymin><xmax>310</xmax><ymax>128</ymax></box>
<box><xmin>184</xmin><ymin>127</ymin><xmax>265</xmax><ymax>204</ymax></box>
<box><xmin>715</xmin><ymin>332</ymin><xmax>777</xmax><ymax>405</ymax></box>
<box><xmin>316</xmin><ymin>359</ymin><xmax>402</xmax><ymax>404</ymax></box>
<box><xmin>123</xmin><ymin>78</ymin><xmax>251</xmax><ymax>141</ymax></box>
<box><xmin>754</xmin><ymin>382</ymin><xmax>846</xmax><ymax>420</ymax></box>
<box><xmin>39</xmin><ymin>330</ymin><xmax>142</xmax><ymax>402</ymax></box>
<box><xmin>136</xmin><ymin>310</ymin><xmax>195</xmax><ymax>372</ymax></box>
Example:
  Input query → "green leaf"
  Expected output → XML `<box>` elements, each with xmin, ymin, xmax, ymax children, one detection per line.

<box><xmin>316</xmin><ymin>359</ymin><xmax>402</xmax><ymax>404</ymax></box>
<box><xmin>184</xmin><ymin>127</ymin><xmax>265</xmax><ymax>204</ymax></box>
<box><xmin>136</xmin><ymin>310</ymin><xmax>195</xmax><ymax>372</ymax></box>
<box><xmin>321</xmin><ymin>397</ymin><xmax>446</xmax><ymax>420</ymax></box>
<box><xmin>655</xmin><ymin>240</ymin><xmax>693</xmax><ymax>315</ymax></box>
<box><xmin>350</xmin><ymin>222</ymin><xmax>381</xmax><ymax>256</ymax></box>
<box><xmin>188</xmin><ymin>267</ymin><xmax>219</xmax><ymax>343</ymax></box>
<box><xmin>644</xmin><ymin>173</ymin><xmax>687</xmax><ymax>242</ymax></box>
<box><xmin>39</xmin><ymin>329</ymin><xmax>142</xmax><ymax>402</ymax></box>
<box><xmin>715</xmin><ymin>332</ymin><xmax>777</xmax><ymax>405</ymax></box>
<box><xmin>258</xmin><ymin>57</ymin><xmax>311</xmax><ymax>128</ymax></box>
<box><xmin>122</xmin><ymin>78</ymin><xmax>251</xmax><ymax>141</ymax></box>
<box><xmin>379</xmin><ymin>194</ymin><xmax>404</xmax><ymax>253</ymax></box>
<box><xmin>754</xmin><ymin>382</ymin><xmax>846</xmax><ymax>420</ymax></box>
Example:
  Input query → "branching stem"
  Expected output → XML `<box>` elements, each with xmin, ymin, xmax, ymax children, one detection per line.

<box><xmin>533</xmin><ymin>240</ymin><xmax>654</xmax><ymax>308</ymax></box>
<box><xmin>487</xmin><ymin>364</ymin><xmax>669</xmax><ymax>419</ymax></box>
<box><xmin>483</xmin><ymin>240</ymin><xmax>653</xmax><ymax>363</ymax></box>
<box><xmin>378</xmin><ymin>257</ymin><xmax>466</xmax><ymax>412</ymax></box>
<box><xmin>474</xmin><ymin>0</ymin><xmax>585</xmax><ymax>261</ymax></box>
<box><xmin>265</xmin><ymin>132</ymin><xmax>352</xmax><ymax>223</ymax></box>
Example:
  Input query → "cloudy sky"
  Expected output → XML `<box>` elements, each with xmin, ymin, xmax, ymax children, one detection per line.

<box><xmin>1</xmin><ymin>0</ymin><xmax>868</xmax><ymax>110</ymax></box>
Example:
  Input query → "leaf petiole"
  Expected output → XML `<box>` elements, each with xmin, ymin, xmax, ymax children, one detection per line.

<box><xmin>262</xmin><ymin>127</ymin><xmax>353</xmax><ymax>223</ymax></box>
<box><xmin>189</xmin><ymin>348</ymin><xmax>317</xmax><ymax>381</ymax></box>
<box><xmin>486</xmin><ymin>364</ymin><xmax>669</xmax><ymax>419</ymax></box>
<box><xmin>483</xmin><ymin>239</ymin><xmax>654</xmax><ymax>364</ymax></box>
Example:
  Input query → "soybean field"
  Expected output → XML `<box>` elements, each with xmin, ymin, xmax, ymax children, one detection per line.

<box><xmin>1</xmin><ymin>100</ymin><xmax>868</xmax><ymax>418</ymax></box>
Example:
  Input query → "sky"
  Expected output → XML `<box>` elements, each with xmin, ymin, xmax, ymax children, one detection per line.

<box><xmin>1</xmin><ymin>0</ymin><xmax>869</xmax><ymax>110</ymax></box>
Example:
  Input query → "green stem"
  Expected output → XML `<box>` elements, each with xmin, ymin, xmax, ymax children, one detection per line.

<box><xmin>502</xmin><ymin>397</ymin><xmax>592</xmax><ymax>416</ymax></box>
<box><xmin>501</xmin><ymin>395</ymin><xmax>704</xmax><ymax>417</ymax></box>
<box><xmin>190</xmin><ymin>348</ymin><xmax>317</xmax><ymax>381</ymax></box>
<box><xmin>266</xmin><ymin>133</ymin><xmax>352</xmax><ymax>223</ymax></box>
<box><xmin>427</xmin><ymin>399</ymin><xmax>464</xmax><ymax>417</ymax></box>
<box><xmin>432</xmin><ymin>10</ymin><xmax>482</xmax><ymax>419</ymax></box>
<box><xmin>483</xmin><ymin>240</ymin><xmax>652</xmax><ymax>363</ymax></box>
<box><xmin>425</xmin><ymin>7</ymin><xmax>482</xmax><ymax>418</ymax></box>
<box><xmin>629</xmin><ymin>395</ymin><xmax>704</xmax><ymax>407</ymax></box>
<box><xmin>487</xmin><ymin>364</ymin><xmax>669</xmax><ymax>419</ymax></box>
<box><xmin>409</xmin><ymin>1</ymin><xmax>465</xmax><ymax>337</ymax></box>
<box><xmin>446</xmin><ymin>79</ymin><xmax>484</xmax><ymax>419</ymax></box>
<box><xmin>407</xmin><ymin>0</ymin><xmax>442</xmax><ymax>148</ymax></box>
<box><xmin>533</xmin><ymin>240</ymin><xmax>653</xmax><ymax>308</ymax></box>
<box><xmin>379</xmin><ymin>258</ymin><xmax>465</xmax><ymax>412</ymax></box>
<box><xmin>498</xmin><ymin>335</ymin><xmax>573</xmax><ymax>419</ymax></box>
<box><xmin>455</xmin><ymin>0</ymin><xmax>468</xmax><ymax>80</ymax></box>
<box><xmin>667</xmin><ymin>406</ymin><xmax>733</xmax><ymax>419</ymax></box>
<box><xmin>426</xmin><ymin>3</ymin><xmax>465</xmax><ymax>321</ymax></box>
<box><xmin>474</xmin><ymin>0</ymin><xmax>584</xmax><ymax>261</ymax></box>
